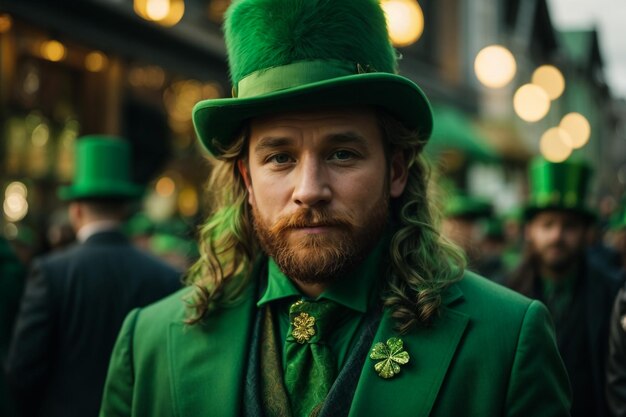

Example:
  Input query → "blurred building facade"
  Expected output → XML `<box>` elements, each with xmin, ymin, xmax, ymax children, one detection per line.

<box><xmin>1</xmin><ymin>0</ymin><xmax>624</xmax><ymax>251</ymax></box>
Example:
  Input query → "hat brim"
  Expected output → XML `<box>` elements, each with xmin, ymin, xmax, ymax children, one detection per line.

<box><xmin>193</xmin><ymin>73</ymin><xmax>433</xmax><ymax>156</ymax></box>
<box><xmin>523</xmin><ymin>205</ymin><xmax>596</xmax><ymax>223</ymax></box>
<box><xmin>58</xmin><ymin>184</ymin><xmax>144</xmax><ymax>201</ymax></box>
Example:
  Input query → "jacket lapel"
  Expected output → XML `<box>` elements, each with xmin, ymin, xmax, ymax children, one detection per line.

<box><xmin>167</xmin><ymin>282</ymin><xmax>258</xmax><ymax>417</ymax></box>
<box><xmin>349</xmin><ymin>284</ymin><xmax>468</xmax><ymax>417</ymax></box>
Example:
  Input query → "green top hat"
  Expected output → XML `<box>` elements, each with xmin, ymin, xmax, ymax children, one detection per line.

<box><xmin>58</xmin><ymin>136</ymin><xmax>144</xmax><ymax>201</ymax></box>
<box><xmin>192</xmin><ymin>0</ymin><xmax>433</xmax><ymax>156</ymax></box>
<box><xmin>524</xmin><ymin>157</ymin><xmax>594</xmax><ymax>220</ymax></box>
<box><xmin>443</xmin><ymin>192</ymin><xmax>493</xmax><ymax>220</ymax></box>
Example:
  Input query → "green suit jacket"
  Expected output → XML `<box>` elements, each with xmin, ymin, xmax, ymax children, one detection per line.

<box><xmin>100</xmin><ymin>270</ymin><xmax>571</xmax><ymax>417</ymax></box>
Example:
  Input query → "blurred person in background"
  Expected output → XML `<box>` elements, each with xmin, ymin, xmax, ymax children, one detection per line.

<box><xmin>148</xmin><ymin>232</ymin><xmax>198</xmax><ymax>272</ymax></box>
<box><xmin>607</xmin><ymin>197</ymin><xmax>626</xmax><ymax>272</ymax></box>
<box><xmin>100</xmin><ymin>1</ymin><xmax>570</xmax><ymax>416</ymax></box>
<box><xmin>605</xmin><ymin>196</ymin><xmax>626</xmax><ymax>417</ymax></box>
<box><xmin>6</xmin><ymin>225</ymin><xmax>38</xmax><ymax>270</ymax></box>
<box><xmin>45</xmin><ymin>208</ymin><xmax>76</xmax><ymax>252</ymax></box>
<box><xmin>0</xmin><ymin>236</ymin><xmax>26</xmax><ymax>417</ymax></box>
<box><xmin>440</xmin><ymin>190</ymin><xmax>492</xmax><ymax>272</ymax></box>
<box><xmin>507</xmin><ymin>157</ymin><xmax>621</xmax><ymax>417</ymax></box>
<box><xmin>123</xmin><ymin>211</ymin><xmax>156</xmax><ymax>251</ymax></box>
<box><xmin>501</xmin><ymin>207</ymin><xmax>524</xmax><ymax>272</ymax></box>
<box><xmin>5</xmin><ymin>136</ymin><xmax>181</xmax><ymax>417</ymax></box>
<box><xmin>474</xmin><ymin>217</ymin><xmax>509</xmax><ymax>283</ymax></box>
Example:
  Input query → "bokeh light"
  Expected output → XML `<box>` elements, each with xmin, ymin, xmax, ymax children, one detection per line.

<box><xmin>381</xmin><ymin>0</ymin><xmax>424</xmax><ymax>47</ymax></box>
<box><xmin>3</xmin><ymin>194</ymin><xmax>29</xmax><ymax>222</ymax></box>
<box><xmin>540</xmin><ymin>127</ymin><xmax>573</xmax><ymax>162</ymax></box>
<box><xmin>474</xmin><ymin>45</ymin><xmax>517</xmax><ymax>88</ymax></box>
<box><xmin>85</xmin><ymin>51</ymin><xmax>108</xmax><ymax>72</ymax></box>
<box><xmin>532</xmin><ymin>65</ymin><xmax>565</xmax><ymax>100</ymax></box>
<box><xmin>156</xmin><ymin>176</ymin><xmax>176</xmax><ymax>197</ymax></box>
<box><xmin>178</xmin><ymin>187</ymin><xmax>199</xmax><ymax>217</ymax></box>
<box><xmin>0</xmin><ymin>13</ymin><xmax>12</xmax><ymax>33</ymax></box>
<box><xmin>559</xmin><ymin>112</ymin><xmax>591</xmax><ymax>149</ymax></box>
<box><xmin>513</xmin><ymin>84</ymin><xmax>550</xmax><ymax>122</ymax></box>
<box><xmin>134</xmin><ymin>0</ymin><xmax>185</xmax><ymax>27</ymax></box>
<box><xmin>40</xmin><ymin>40</ymin><xmax>66</xmax><ymax>62</ymax></box>
<box><xmin>5</xmin><ymin>182</ymin><xmax>27</xmax><ymax>199</ymax></box>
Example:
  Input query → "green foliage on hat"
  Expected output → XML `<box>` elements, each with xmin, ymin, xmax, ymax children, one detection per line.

<box><xmin>224</xmin><ymin>0</ymin><xmax>397</xmax><ymax>87</ymax></box>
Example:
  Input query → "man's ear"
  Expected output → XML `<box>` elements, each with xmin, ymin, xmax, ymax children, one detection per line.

<box><xmin>389</xmin><ymin>151</ymin><xmax>409</xmax><ymax>198</ymax></box>
<box><xmin>68</xmin><ymin>202</ymin><xmax>82</xmax><ymax>231</ymax></box>
<box><xmin>237</xmin><ymin>159</ymin><xmax>254</xmax><ymax>204</ymax></box>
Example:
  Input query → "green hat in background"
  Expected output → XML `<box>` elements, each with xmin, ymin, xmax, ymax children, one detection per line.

<box><xmin>149</xmin><ymin>233</ymin><xmax>198</xmax><ymax>259</ymax></box>
<box><xmin>192</xmin><ymin>0</ymin><xmax>433</xmax><ymax>156</ymax></box>
<box><xmin>443</xmin><ymin>192</ymin><xmax>493</xmax><ymax>220</ymax></box>
<box><xmin>58</xmin><ymin>136</ymin><xmax>144</xmax><ymax>201</ymax></box>
<box><xmin>524</xmin><ymin>157</ymin><xmax>594</xmax><ymax>220</ymax></box>
<box><xmin>124</xmin><ymin>212</ymin><xmax>156</xmax><ymax>237</ymax></box>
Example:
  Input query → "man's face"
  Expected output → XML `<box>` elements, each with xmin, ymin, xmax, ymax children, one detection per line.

<box><xmin>441</xmin><ymin>217</ymin><xmax>479</xmax><ymax>257</ymax></box>
<box><xmin>525</xmin><ymin>210</ymin><xmax>589</xmax><ymax>273</ymax></box>
<box><xmin>239</xmin><ymin>108</ymin><xmax>408</xmax><ymax>284</ymax></box>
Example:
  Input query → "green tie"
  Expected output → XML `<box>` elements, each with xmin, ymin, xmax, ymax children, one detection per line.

<box><xmin>284</xmin><ymin>299</ymin><xmax>342</xmax><ymax>417</ymax></box>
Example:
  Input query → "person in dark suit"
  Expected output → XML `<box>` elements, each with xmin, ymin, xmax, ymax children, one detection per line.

<box><xmin>5</xmin><ymin>136</ymin><xmax>181</xmax><ymax>417</ymax></box>
<box><xmin>507</xmin><ymin>158</ymin><xmax>622</xmax><ymax>417</ymax></box>
<box><xmin>0</xmin><ymin>237</ymin><xmax>26</xmax><ymax>417</ymax></box>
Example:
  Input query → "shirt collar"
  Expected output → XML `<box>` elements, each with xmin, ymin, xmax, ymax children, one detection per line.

<box><xmin>257</xmin><ymin>232</ymin><xmax>389</xmax><ymax>313</ymax></box>
<box><xmin>77</xmin><ymin>220</ymin><xmax>121</xmax><ymax>243</ymax></box>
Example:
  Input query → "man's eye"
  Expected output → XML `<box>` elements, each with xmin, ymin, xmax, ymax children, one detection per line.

<box><xmin>268</xmin><ymin>154</ymin><xmax>292</xmax><ymax>164</ymax></box>
<box><xmin>330</xmin><ymin>150</ymin><xmax>355</xmax><ymax>160</ymax></box>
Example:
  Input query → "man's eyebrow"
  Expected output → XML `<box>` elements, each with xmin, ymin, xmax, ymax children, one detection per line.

<box><xmin>254</xmin><ymin>131</ymin><xmax>369</xmax><ymax>152</ymax></box>
<box><xmin>254</xmin><ymin>136</ymin><xmax>294</xmax><ymax>152</ymax></box>
<box><xmin>326</xmin><ymin>132</ymin><xmax>369</xmax><ymax>147</ymax></box>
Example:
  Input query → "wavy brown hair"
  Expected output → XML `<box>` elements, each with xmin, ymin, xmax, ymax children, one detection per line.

<box><xmin>184</xmin><ymin>109</ymin><xmax>466</xmax><ymax>332</ymax></box>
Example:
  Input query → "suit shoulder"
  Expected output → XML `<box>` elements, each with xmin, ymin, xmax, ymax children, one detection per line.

<box><xmin>454</xmin><ymin>270</ymin><xmax>535</xmax><ymax>318</ymax></box>
<box><xmin>135</xmin><ymin>287</ymin><xmax>191</xmax><ymax>326</ymax></box>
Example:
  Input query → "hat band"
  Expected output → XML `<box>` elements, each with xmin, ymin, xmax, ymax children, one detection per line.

<box><xmin>236</xmin><ymin>59</ymin><xmax>357</xmax><ymax>98</ymax></box>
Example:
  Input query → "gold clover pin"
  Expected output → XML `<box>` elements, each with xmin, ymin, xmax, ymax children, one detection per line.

<box><xmin>292</xmin><ymin>312</ymin><xmax>316</xmax><ymax>343</ymax></box>
<box><xmin>369</xmin><ymin>337</ymin><xmax>410</xmax><ymax>379</ymax></box>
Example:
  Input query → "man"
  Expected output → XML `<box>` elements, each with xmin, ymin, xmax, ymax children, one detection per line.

<box><xmin>440</xmin><ymin>189</ymin><xmax>493</xmax><ymax>273</ymax></box>
<box><xmin>101</xmin><ymin>1</ymin><xmax>570</xmax><ymax>416</ymax></box>
<box><xmin>6</xmin><ymin>137</ymin><xmax>181</xmax><ymax>417</ymax></box>
<box><xmin>606</xmin><ymin>196</ymin><xmax>626</xmax><ymax>417</ymax></box>
<box><xmin>0</xmin><ymin>237</ymin><xmax>25</xmax><ymax>417</ymax></box>
<box><xmin>607</xmin><ymin>197</ymin><xmax>626</xmax><ymax>271</ymax></box>
<box><xmin>507</xmin><ymin>157</ymin><xmax>621</xmax><ymax>417</ymax></box>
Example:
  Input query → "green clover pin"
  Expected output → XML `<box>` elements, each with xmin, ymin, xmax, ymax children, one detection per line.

<box><xmin>369</xmin><ymin>337</ymin><xmax>410</xmax><ymax>379</ymax></box>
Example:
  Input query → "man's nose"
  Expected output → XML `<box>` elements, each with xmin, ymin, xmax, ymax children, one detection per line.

<box><xmin>291</xmin><ymin>156</ymin><xmax>332</xmax><ymax>208</ymax></box>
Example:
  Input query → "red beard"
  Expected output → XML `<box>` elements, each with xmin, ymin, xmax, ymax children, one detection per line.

<box><xmin>252</xmin><ymin>198</ymin><xmax>388</xmax><ymax>284</ymax></box>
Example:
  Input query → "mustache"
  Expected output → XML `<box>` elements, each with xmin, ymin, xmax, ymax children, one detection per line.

<box><xmin>545</xmin><ymin>242</ymin><xmax>568</xmax><ymax>251</ymax></box>
<box><xmin>270</xmin><ymin>208</ymin><xmax>354</xmax><ymax>233</ymax></box>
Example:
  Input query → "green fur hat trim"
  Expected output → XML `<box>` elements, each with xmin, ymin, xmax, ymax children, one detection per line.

<box><xmin>192</xmin><ymin>0</ymin><xmax>433</xmax><ymax>156</ymax></box>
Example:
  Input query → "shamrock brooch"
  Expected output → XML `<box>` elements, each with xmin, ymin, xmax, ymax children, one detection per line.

<box><xmin>369</xmin><ymin>337</ymin><xmax>410</xmax><ymax>379</ymax></box>
<box><xmin>291</xmin><ymin>312</ymin><xmax>316</xmax><ymax>343</ymax></box>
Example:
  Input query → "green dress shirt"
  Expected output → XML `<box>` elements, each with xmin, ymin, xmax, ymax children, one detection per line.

<box><xmin>257</xmin><ymin>238</ymin><xmax>387</xmax><ymax>372</ymax></box>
